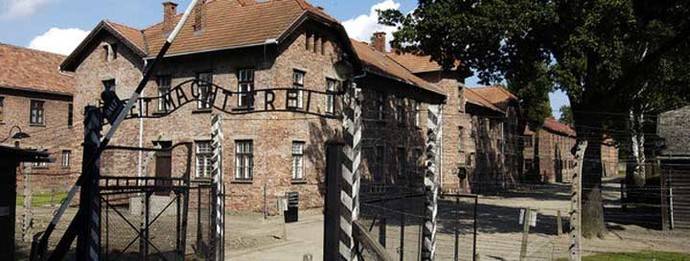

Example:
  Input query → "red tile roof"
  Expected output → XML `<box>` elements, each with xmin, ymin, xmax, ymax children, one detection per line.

<box><xmin>351</xmin><ymin>40</ymin><xmax>445</xmax><ymax>97</ymax></box>
<box><xmin>464</xmin><ymin>87</ymin><xmax>503</xmax><ymax>112</ymax></box>
<box><xmin>387</xmin><ymin>51</ymin><xmax>461</xmax><ymax>73</ymax></box>
<box><xmin>0</xmin><ymin>43</ymin><xmax>73</xmax><ymax>96</ymax></box>
<box><xmin>542</xmin><ymin>117</ymin><xmax>576</xmax><ymax>137</ymax></box>
<box><xmin>471</xmin><ymin>85</ymin><xmax>517</xmax><ymax>104</ymax></box>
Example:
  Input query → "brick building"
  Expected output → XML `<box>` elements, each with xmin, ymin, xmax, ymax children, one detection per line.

<box><xmin>0</xmin><ymin>43</ymin><xmax>78</xmax><ymax>191</ymax></box>
<box><xmin>523</xmin><ymin>117</ymin><xmax>578</xmax><ymax>183</ymax></box>
<box><xmin>382</xmin><ymin>40</ymin><xmax>523</xmax><ymax>193</ymax></box>
<box><xmin>61</xmin><ymin>0</ymin><xmax>445</xmax><ymax>212</ymax></box>
<box><xmin>523</xmin><ymin>117</ymin><xmax>619</xmax><ymax>183</ymax></box>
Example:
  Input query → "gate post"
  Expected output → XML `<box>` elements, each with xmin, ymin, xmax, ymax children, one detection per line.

<box><xmin>422</xmin><ymin>104</ymin><xmax>441</xmax><ymax>261</ymax></box>
<box><xmin>340</xmin><ymin>82</ymin><xmax>362</xmax><ymax>260</ymax></box>
<box><xmin>570</xmin><ymin>140</ymin><xmax>587</xmax><ymax>261</ymax></box>
<box><xmin>211</xmin><ymin>114</ymin><xmax>225</xmax><ymax>260</ymax></box>
<box><xmin>76</xmin><ymin>106</ymin><xmax>103</xmax><ymax>261</ymax></box>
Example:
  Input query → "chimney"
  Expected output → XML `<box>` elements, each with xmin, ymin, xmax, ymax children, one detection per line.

<box><xmin>371</xmin><ymin>32</ymin><xmax>386</xmax><ymax>52</ymax></box>
<box><xmin>162</xmin><ymin>1</ymin><xmax>178</xmax><ymax>33</ymax></box>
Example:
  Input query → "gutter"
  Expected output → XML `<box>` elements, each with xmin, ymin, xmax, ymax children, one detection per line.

<box><xmin>143</xmin><ymin>41</ymin><xmax>279</xmax><ymax>60</ymax></box>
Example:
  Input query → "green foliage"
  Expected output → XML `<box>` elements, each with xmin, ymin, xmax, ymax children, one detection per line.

<box><xmin>379</xmin><ymin>0</ymin><xmax>690</xmax><ymax>124</ymax></box>
<box><xmin>559</xmin><ymin>105</ymin><xmax>574</xmax><ymax>126</ymax></box>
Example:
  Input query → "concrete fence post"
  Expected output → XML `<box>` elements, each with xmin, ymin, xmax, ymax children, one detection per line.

<box><xmin>422</xmin><ymin>104</ymin><xmax>441</xmax><ymax>261</ymax></box>
<box><xmin>340</xmin><ymin>82</ymin><xmax>362</xmax><ymax>260</ymax></box>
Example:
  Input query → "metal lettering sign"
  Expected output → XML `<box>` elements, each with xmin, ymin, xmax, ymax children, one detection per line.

<box><xmin>109</xmin><ymin>80</ymin><xmax>343</xmax><ymax>120</ymax></box>
<box><xmin>101</xmin><ymin>90</ymin><xmax>124</xmax><ymax>125</ymax></box>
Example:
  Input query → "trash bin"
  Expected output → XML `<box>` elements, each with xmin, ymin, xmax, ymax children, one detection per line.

<box><xmin>284</xmin><ymin>192</ymin><xmax>299</xmax><ymax>223</ymax></box>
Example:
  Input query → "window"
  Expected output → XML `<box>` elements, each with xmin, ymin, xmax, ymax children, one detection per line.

<box><xmin>103</xmin><ymin>44</ymin><xmax>117</xmax><ymax>61</ymax></box>
<box><xmin>395</xmin><ymin>98</ymin><xmax>405</xmax><ymax>124</ymax></box>
<box><xmin>413</xmin><ymin>100</ymin><xmax>420</xmax><ymax>127</ymax></box>
<box><xmin>467</xmin><ymin>153</ymin><xmax>475</xmax><ymax>168</ymax></box>
<box><xmin>0</xmin><ymin>96</ymin><xmax>4</xmax><ymax>122</ymax></box>
<box><xmin>397</xmin><ymin>147</ymin><xmax>405</xmax><ymax>176</ymax></box>
<box><xmin>375</xmin><ymin>145</ymin><xmax>384</xmax><ymax>182</ymax></box>
<box><xmin>325</xmin><ymin>78</ymin><xmax>337</xmax><ymax>114</ymax></box>
<box><xmin>195</xmin><ymin>141</ymin><xmax>213</xmax><ymax>178</ymax></box>
<box><xmin>237</xmin><ymin>69</ymin><xmax>254</xmax><ymax>108</ymax></box>
<box><xmin>289</xmin><ymin>70</ymin><xmax>305</xmax><ymax>109</ymax></box>
<box><xmin>67</xmin><ymin>103</ymin><xmax>73</xmax><ymax>127</ymax></box>
<box><xmin>235</xmin><ymin>140</ymin><xmax>253</xmax><ymax>180</ymax></box>
<box><xmin>524</xmin><ymin>135</ymin><xmax>533</xmax><ymax>147</ymax></box>
<box><xmin>157</xmin><ymin>75</ymin><xmax>172</xmax><ymax>112</ymax></box>
<box><xmin>103</xmin><ymin>79</ymin><xmax>116</xmax><ymax>92</ymax></box>
<box><xmin>376</xmin><ymin>91</ymin><xmax>385</xmax><ymax>120</ymax></box>
<box><xmin>305</xmin><ymin>32</ymin><xmax>312</xmax><ymax>51</ymax></box>
<box><xmin>292</xmin><ymin>141</ymin><xmax>305</xmax><ymax>180</ymax></box>
<box><xmin>196</xmin><ymin>72</ymin><xmax>213</xmax><ymax>109</ymax></box>
<box><xmin>30</xmin><ymin>100</ymin><xmax>44</xmax><ymax>125</ymax></box>
<box><xmin>314</xmin><ymin>36</ymin><xmax>321</xmax><ymax>54</ymax></box>
<box><xmin>61</xmin><ymin>150</ymin><xmax>71</xmax><ymax>168</ymax></box>
<box><xmin>321</xmin><ymin>38</ymin><xmax>327</xmax><ymax>55</ymax></box>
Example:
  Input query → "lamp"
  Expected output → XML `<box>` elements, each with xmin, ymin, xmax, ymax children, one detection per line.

<box><xmin>1</xmin><ymin>125</ymin><xmax>31</xmax><ymax>143</ymax></box>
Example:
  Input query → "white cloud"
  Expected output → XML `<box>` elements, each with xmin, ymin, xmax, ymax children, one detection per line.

<box><xmin>342</xmin><ymin>0</ymin><xmax>400</xmax><ymax>51</ymax></box>
<box><xmin>28</xmin><ymin>27</ymin><xmax>89</xmax><ymax>55</ymax></box>
<box><xmin>1</xmin><ymin>0</ymin><xmax>53</xmax><ymax>19</ymax></box>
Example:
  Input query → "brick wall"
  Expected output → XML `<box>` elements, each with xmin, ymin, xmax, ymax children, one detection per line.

<box><xmin>0</xmin><ymin>88</ymin><xmax>79</xmax><ymax>192</ymax></box>
<box><xmin>72</xmin><ymin>22</ymin><xmax>438</xmax><ymax>213</ymax></box>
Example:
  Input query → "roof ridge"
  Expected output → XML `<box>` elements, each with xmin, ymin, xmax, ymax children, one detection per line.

<box><xmin>0</xmin><ymin>42</ymin><xmax>67</xmax><ymax>58</ymax></box>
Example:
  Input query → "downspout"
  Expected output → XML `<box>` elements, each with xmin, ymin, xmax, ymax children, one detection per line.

<box><xmin>137</xmin><ymin>59</ymin><xmax>148</xmax><ymax>180</ymax></box>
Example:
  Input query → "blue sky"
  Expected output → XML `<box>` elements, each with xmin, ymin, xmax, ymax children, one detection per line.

<box><xmin>0</xmin><ymin>0</ymin><xmax>568</xmax><ymax>117</ymax></box>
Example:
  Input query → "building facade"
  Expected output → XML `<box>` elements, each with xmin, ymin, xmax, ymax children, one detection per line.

<box><xmin>0</xmin><ymin>43</ymin><xmax>78</xmax><ymax>192</ymax></box>
<box><xmin>62</xmin><ymin>0</ymin><xmax>445</xmax><ymax>212</ymax></box>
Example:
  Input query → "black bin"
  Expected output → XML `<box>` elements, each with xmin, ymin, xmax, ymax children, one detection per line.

<box><xmin>284</xmin><ymin>192</ymin><xmax>299</xmax><ymax>223</ymax></box>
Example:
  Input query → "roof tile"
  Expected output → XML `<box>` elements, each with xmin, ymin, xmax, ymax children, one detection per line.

<box><xmin>0</xmin><ymin>43</ymin><xmax>73</xmax><ymax>95</ymax></box>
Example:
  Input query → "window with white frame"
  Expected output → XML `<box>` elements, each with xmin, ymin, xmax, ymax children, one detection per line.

<box><xmin>292</xmin><ymin>141</ymin><xmax>305</xmax><ymax>180</ymax></box>
<box><xmin>376</xmin><ymin>91</ymin><xmax>385</xmax><ymax>120</ymax></box>
<box><xmin>235</xmin><ymin>140</ymin><xmax>253</xmax><ymax>180</ymax></box>
<box><xmin>195</xmin><ymin>141</ymin><xmax>213</xmax><ymax>178</ymax></box>
<box><xmin>395</xmin><ymin>98</ymin><xmax>405</xmax><ymax>124</ymax></box>
<box><xmin>62</xmin><ymin>150</ymin><xmax>71</xmax><ymax>168</ymax></box>
<box><xmin>325</xmin><ymin>78</ymin><xmax>337</xmax><ymax>114</ymax></box>
<box><xmin>289</xmin><ymin>70</ymin><xmax>305</xmax><ymax>109</ymax></box>
<box><xmin>237</xmin><ymin>69</ymin><xmax>254</xmax><ymax>108</ymax></box>
<box><xmin>30</xmin><ymin>100</ymin><xmax>44</xmax><ymax>125</ymax></box>
<box><xmin>414</xmin><ymin>101</ymin><xmax>420</xmax><ymax>127</ymax></box>
<box><xmin>196</xmin><ymin>72</ymin><xmax>213</xmax><ymax>109</ymax></box>
<box><xmin>157</xmin><ymin>75</ymin><xmax>172</xmax><ymax>112</ymax></box>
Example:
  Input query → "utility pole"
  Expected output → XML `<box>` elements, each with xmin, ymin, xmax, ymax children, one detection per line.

<box><xmin>22</xmin><ymin>162</ymin><xmax>32</xmax><ymax>242</ymax></box>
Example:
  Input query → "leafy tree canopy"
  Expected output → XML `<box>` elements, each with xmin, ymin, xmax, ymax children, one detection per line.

<box><xmin>559</xmin><ymin>105</ymin><xmax>574</xmax><ymax>126</ymax></box>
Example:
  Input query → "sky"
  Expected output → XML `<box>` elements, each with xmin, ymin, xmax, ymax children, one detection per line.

<box><xmin>0</xmin><ymin>0</ymin><xmax>569</xmax><ymax>118</ymax></box>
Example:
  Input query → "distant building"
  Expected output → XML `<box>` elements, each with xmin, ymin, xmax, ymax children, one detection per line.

<box><xmin>657</xmin><ymin>105</ymin><xmax>690</xmax><ymax>230</ymax></box>
<box><xmin>0</xmin><ymin>43</ymin><xmax>77</xmax><ymax>191</ymax></box>
<box><xmin>523</xmin><ymin>117</ymin><xmax>618</xmax><ymax>183</ymax></box>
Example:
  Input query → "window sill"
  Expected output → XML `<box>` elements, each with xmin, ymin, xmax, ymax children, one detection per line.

<box><xmin>192</xmin><ymin>109</ymin><xmax>212</xmax><ymax>114</ymax></box>
<box><xmin>291</xmin><ymin>179</ymin><xmax>307</xmax><ymax>185</ymax></box>
<box><xmin>30</xmin><ymin>123</ymin><xmax>46</xmax><ymax>127</ymax></box>
<box><xmin>231</xmin><ymin>180</ymin><xmax>253</xmax><ymax>184</ymax></box>
<box><xmin>152</xmin><ymin>110</ymin><xmax>170</xmax><ymax>116</ymax></box>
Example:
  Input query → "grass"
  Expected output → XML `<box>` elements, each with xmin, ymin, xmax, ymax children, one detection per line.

<box><xmin>560</xmin><ymin>251</ymin><xmax>690</xmax><ymax>261</ymax></box>
<box><xmin>16</xmin><ymin>192</ymin><xmax>68</xmax><ymax>207</ymax></box>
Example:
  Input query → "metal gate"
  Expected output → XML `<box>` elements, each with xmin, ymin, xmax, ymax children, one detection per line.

<box><xmin>99</xmin><ymin>176</ymin><xmax>214</xmax><ymax>260</ymax></box>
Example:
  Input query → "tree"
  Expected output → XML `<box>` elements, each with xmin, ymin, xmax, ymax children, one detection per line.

<box><xmin>380</xmin><ymin>0</ymin><xmax>690</xmax><ymax>238</ymax></box>
<box><xmin>559</xmin><ymin>105</ymin><xmax>573</xmax><ymax>126</ymax></box>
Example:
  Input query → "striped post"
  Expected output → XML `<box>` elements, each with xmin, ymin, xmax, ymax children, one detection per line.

<box><xmin>211</xmin><ymin>114</ymin><xmax>225</xmax><ymax>260</ymax></box>
<box><xmin>570</xmin><ymin>140</ymin><xmax>587</xmax><ymax>261</ymax></box>
<box><xmin>340</xmin><ymin>82</ymin><xmax>362</xmax><ymax>260</ymax></box>
<box><xmin>422</xmin><ymin>104</ymin><xmax>441</xmax><ymax>261</ymax></box>
<box><xmin>76</xmin><ymin>106</ymin><xmax>102</xmax><ymax>261</ymax></box>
